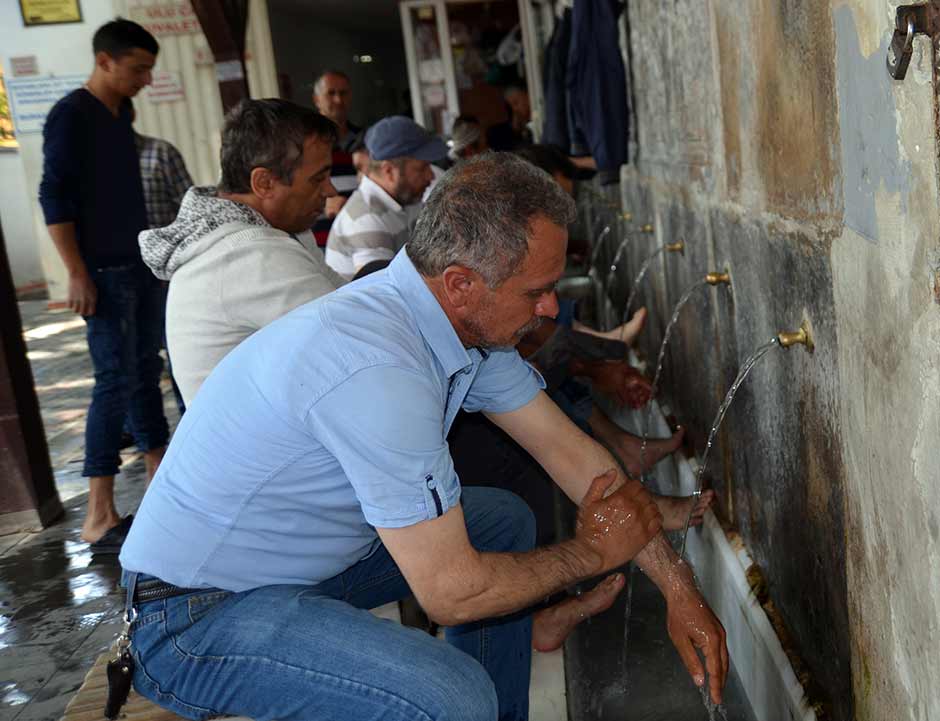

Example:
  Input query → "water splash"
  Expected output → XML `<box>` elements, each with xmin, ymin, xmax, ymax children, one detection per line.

<box><xmin>699</xmin><ymin>676</ymin><xmax>730</xmax><ymax>721</ymax></box>
<box><xmin>638</xmin><ymin>277</ymin><xmax>711</xmax><ymax>473</ymax></box>
<box><xmin>679</xmin><ymin>337</ymin><xmax>781</xmax><ymax>558</ymax></box>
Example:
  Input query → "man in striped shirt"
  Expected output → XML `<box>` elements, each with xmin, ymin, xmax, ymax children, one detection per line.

<box><xmin>311</xmin><ymin>70</ymin><xmax>362</xmax><ymax>246</ymax></box>
<box><xmin>325</xmin><ymin>116</ymin><xmax>445</xmax><ymax>280</ymax></box>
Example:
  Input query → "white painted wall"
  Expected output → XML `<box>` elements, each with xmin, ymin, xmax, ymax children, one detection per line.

<box><xmin>0</xmin><ymin>149</ymin><xmax>44</xmax><ymax>291</ymax></box>
<box><xmin>0</xmin><ymin>0</ymin><xmax>278</xmax><ymax>302</ymax></box>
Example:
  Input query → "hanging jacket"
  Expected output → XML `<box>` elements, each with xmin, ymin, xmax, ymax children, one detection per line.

<box><xmin>566</xmin><ymin>0</ymin><xmax>629</xmax><ymax>183</ymax></box>
<box><xmin>541</xmin><ymin>8</ymin><xmax>572</xmax><ymax>149</ymax></box>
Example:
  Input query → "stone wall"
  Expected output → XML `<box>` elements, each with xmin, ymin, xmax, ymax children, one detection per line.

<box><xmin>597</xmin><ymin>2</ymin><xmax>940</xmax><ymax>719</ymax></box>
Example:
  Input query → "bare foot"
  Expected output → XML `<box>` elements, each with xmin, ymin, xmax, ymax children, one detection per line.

<box><xmin>144</xmin><ymin>446</ymin><xmax>166</xmax><ymax>482</ymax></box>
<box><xmin>653</xmin><ymin>489</ymin><xmax>715</xmax><ymax>531</ymax></box>
<box><xmin>616</xmin><ymin>307</ymin><xmax>647</xmax><ymax>346</ymax></box>
<box><xmin>532</xmin><ymin>573</ymin><xmax>626</xmax><ymax>652</ymax></box>
<box><xmin>81</xmin><ymin>476</ymin><xmax>121</xmax><ymax>543</ymax></box>
<box><xmin>572</xmin><ymin>307</ymin><xmax>647</xmax><ymax>347</ymax></box>
<box><xmin>81</xmin><ymin>512</ymin><xmax>122</xmax><ymax>543</ymax></box>
<box><xmin>616</xmin><ymin>425</ymin><xmax>686</xmax><ymax>478</ymax></box>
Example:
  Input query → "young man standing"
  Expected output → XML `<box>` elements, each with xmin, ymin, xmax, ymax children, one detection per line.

<box><xmin>39</xmin><ymin>20</ymin><xmax>168</xmax><ymax>553</ymax></box>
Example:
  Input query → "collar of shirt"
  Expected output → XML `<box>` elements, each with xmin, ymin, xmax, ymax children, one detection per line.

<box><xmin>358</xmin><ymin>175</ymin><xmax>403</xmax><ymax>214</ymax></box>
<box><xmin>387</xmin><ymin>250</ymin><xmax>478</xmax><ymax>379</ymax></box>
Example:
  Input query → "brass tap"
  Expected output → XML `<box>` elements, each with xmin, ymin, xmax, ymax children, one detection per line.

<box><xmin>705</xmin><ymin>271</ymin><xmax>730</xmax><ymax>285</ymax></box>
<box><xmin>777</xmin><ymin>320</ymin><xmax>815</xmax><ymax>353</ymax></box>
<box><xmin>640</xmin><ymin>223</ymin><xmax>655</xmax><ymax>233</ymax></box>
<box><xmin>665</xmin><ymin>239</ymin><xmax>685</xmax><ymax>254</ymax></box>
<box><xmin>621</xmin><ymin>212</ymin><xmax>633</xmax><ymax>221</ymax></box>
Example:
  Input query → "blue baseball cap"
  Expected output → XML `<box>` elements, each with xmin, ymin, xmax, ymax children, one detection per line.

<box><xmin>365</xmin><ymin>116</ymin><xmax>448</xmax><ymax>162</ymax></box>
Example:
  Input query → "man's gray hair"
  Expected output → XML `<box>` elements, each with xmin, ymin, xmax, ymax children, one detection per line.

<box><xmin>409</xmin><ymin>152</ymin><xmax>576</xmax><ymax>287</ymax></box>
<box><xmin>313</xmin><ymin>69</ymin><xmax>350</xmax><ymax>95</ymax></box>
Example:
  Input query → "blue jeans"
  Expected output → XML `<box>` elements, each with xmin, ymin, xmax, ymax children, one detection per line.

<box><xmin>127</xmin><ymin>487</ymin><xmax>536</xmax><ymax>721</ymax></box>
<box><xmin>83</xmin><ymin>263</ymin><xmax>168</xmax><ymax>477</ymax></box>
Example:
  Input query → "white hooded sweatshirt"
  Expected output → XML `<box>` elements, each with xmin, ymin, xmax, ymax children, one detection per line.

<box><xmin>139</xmin><ymin>186</ymin><xmax>344</xmax><ymax>406</ymax></box>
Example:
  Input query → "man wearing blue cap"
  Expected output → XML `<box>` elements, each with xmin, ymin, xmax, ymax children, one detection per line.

<box><xmin>325</xmin><ymin>116</ymin><xmax>446</xmax><ymax>280</ymax></box>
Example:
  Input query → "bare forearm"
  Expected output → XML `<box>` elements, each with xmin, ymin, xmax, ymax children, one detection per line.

<box><xmin>427</xmin><ymin>539</ymin><xmax>602</xmax><ymax>625</ymax></box>
<box><xmin>634</xmin><ymin>532</ymin><xmax>688</xmax><ymax>593</ymax></box>
<box><xmin>47</xmin><ymin>223</ymin><xmax>86</xmax><ymax>276</ymax></box>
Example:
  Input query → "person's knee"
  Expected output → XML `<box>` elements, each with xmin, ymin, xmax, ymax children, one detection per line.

<box><xmin>466</xmin><ymin>487</ymin><xmax>536</xmax><ymax>554</ymax></box>
<box><xmin>504</xmin><ymin>491</ymin><xmax>537</xmax><ymax>552</ymax></box>
<box><xmin>430</xmin><ymin>651</ymin><xmax>498</xmax><ymax>721</ymax></box>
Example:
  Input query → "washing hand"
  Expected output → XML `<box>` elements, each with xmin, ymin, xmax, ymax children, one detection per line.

<box><xmin>664</xmin><ymin>561</ymin><xmax>728</xmax><ymax>704</ymax></box>
<box><xmin>574</xmin><ymin>470</ymin><xmax>663</xmax><ymax>573</ymax></box>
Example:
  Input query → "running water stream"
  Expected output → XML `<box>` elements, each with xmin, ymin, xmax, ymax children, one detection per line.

<box><xmin>605</xmin><ymin>236</ymin><xmax>633</xmax><ymax>290</ymax></box>
<box><xmin>619</xmin><ymin>242</ymin><xmax>677</xmax><ymax>339</ymax></box>
<box><xmin>638</xmin><ymin>277</ymin><xmax>711</xmax><ymax>473</ymax></box>
<box><xmin>678</xmin><ymin>337</ymin><xmax>781</xmax><ymax>558</ymax></box>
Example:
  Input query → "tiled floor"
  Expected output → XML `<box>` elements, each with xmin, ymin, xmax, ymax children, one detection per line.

<box><xmin>1</xmin><ymin>302</ymin><xmax>179</xmax><ymax>721</ymax></box>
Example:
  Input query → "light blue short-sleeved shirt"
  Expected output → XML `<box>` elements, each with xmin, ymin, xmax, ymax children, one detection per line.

<box><xmin>120</xmin><ymin>250</ymin><xmax>545</xmax><ymax>592</ymax></box>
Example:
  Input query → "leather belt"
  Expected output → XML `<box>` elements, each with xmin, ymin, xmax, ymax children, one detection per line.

<box><xmin>134</xmin><ymin>578</ymin><xmax>214</xmax><ymax>604</ymax></box>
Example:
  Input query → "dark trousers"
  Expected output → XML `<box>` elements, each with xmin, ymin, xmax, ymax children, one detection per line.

<box><xmin>82</xmin><ymin>263</ymin><xmax>168</xmax><ymax>477</ymax></box>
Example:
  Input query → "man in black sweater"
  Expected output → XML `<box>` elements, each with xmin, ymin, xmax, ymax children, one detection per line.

<box><xmin>39</xmin><ymin>19</ymin><xmax>167</xmax><ymax>554</ymax></box>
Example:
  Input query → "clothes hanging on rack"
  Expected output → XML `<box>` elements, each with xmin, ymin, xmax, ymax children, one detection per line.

<box><xmin>566</xmin><ymin>0</ymin><xmax>629</xmax><ymax>183</ymax></box>
<box><xmin>541</xmin><ymin>7</ymin><xmax>572</xmax><ymax>149</ymax></box>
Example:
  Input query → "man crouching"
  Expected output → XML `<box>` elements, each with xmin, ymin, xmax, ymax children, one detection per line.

<box><xmin>120</xmin><ymin>153</ymin><xmax>727</xmax><ymax>721</ymax></box>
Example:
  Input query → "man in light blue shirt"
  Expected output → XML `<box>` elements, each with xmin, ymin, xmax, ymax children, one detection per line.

<box><xmin>120</xmin><ymin>153</ymin><xmax>728</xmax><ymax>721</ymax></box>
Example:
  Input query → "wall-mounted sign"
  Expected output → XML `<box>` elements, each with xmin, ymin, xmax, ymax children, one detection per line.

<box><xmin>19</xmin><ymin>0</ymin><xmax>82</xmax><ymax>26</ymax></box>
<box><xmin>128</xmin><ymin>1</ymin><xmax>201</xmax><ymax>37</ymax></box>
<box><xmin>6</xmin><ymin>74</ymin><xmax>84</xmax><ymax>134</ymax></box>
<box><xmin>145</xmin><ymin>71</ymin><xmax>185</xmax><ymax>103</ymax></box>
<box><xmin>10</xmin><ymin>56</ymin><xmax>39</xmax><ymax>77</ymax></box>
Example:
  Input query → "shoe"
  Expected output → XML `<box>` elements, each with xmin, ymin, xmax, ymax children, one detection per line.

<box><xmin>89</xmin><ymin>515</ymin><xmax>134</xmax><ymax>555</ymax></box>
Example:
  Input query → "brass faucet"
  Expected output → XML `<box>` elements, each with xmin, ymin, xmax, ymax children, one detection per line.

<box><xmin>705</xmin><ymin>271</ymin><xmax>730</xmax><ymax>285</ymax></box>
<box><xmin>640</xmin><ymin>223</ymin><xmax>655</xmax><ymax>233</ymax></box>
<box><xmin>665</xmin><ymin>238</ymin><xmax>684</xmax><ymax>254</ymax></box>
<box><xmin>777</xmin><ymin>320</ymin><xmax>815</xmax><ymax>353</ymax></box>
<box><xmin>621</xmin><ymin>212</ymin><xmax>633</xmax><ymax>221</ymax></box>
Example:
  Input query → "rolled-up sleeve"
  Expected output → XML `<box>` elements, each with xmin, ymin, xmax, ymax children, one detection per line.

<box><xmin>306</xmin><ymin>365</ymin><xmax>460</xmax><ymax>528</ymax></box>
<box><xmin>462</xmin><ymin>348</ymin><xmax>546</xmax><ymax>414</ymax></box>
<box><xmin>38</xmin><ymin>102</ymin><xmax>81</xmax><ymax>225</ymax></box>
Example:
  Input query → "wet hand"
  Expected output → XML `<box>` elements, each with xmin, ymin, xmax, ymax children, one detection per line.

<box><xmin>68</xmin><ymin>271</ymin><xmax>97</xmax><ymax>317</ymax></box>
<box><xmin>664</xmin><ymin>564</ymin><xmax>728</xmax><ymax>705</ymax></box>
<box><xmin>575</xmin><ymin>470</ymin><xmax>662</xmax><ymax>572</ymax></box>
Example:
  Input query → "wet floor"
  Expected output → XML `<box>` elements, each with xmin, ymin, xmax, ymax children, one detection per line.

<box><xmin>1</xmin><ymin>302</ymin><xmax>178</xmax><ymax>721</ymax></box>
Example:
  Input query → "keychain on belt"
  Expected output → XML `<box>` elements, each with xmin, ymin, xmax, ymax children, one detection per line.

<box><xmin>105</xmin><ymin>572</ymin><xmax>138</xmax><ymax>719</ymax></box>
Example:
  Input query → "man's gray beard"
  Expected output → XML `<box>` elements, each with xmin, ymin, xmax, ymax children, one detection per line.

<box><xmin>393</xmin><ymin>181</ymin><xmax>422</xmax><ymax>206</ymax></box>
<box><xmin>464</xmin><ymin>313</ymin><xmax>544</xmax><ymax>349</ymax></box>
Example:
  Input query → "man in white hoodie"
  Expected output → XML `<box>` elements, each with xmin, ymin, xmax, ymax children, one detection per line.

<box><xmin>139</xmin><ymin>99</ymin><xmax>344</xmax><ymax>405</ymax></box>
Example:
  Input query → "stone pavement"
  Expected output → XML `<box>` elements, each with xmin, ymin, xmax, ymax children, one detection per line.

<box><xmin>1</xmin><ymin>301</ymin><xmax>180</xmax><ymax>721</ymax></box>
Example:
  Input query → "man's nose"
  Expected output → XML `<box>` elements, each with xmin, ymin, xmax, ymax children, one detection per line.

<box><xmin>324</xmin><ymin>179</ymin><xmax>338</xmax><ymax>197</ymax></box>
<box><xmin>536</xmin><ymin>291</ymin><xmax>559</xmax><ymax>319</ymax></box>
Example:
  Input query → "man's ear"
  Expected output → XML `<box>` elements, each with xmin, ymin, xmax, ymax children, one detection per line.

<box><xmin>440</xmin><ymin>265</ymin><xmax>485</xmax><ymax>309</ymax></box>
<box><xmin>94</xmin><ymin>51</ymin><xmax>113</xmax><ymax>73</ymax></box>
<box><xmin>380</xmin><ymin>159</ymin><xmax>398</xmax><ymax>183</ymax></box>
<box><xmin>249</xmin><ymin>167</ymin><xmax>278</xmax><ymax>198</ymax></box>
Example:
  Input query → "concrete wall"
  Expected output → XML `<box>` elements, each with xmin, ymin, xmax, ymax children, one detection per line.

<box><xmin>267</xmin><ymin>7</ymin><xmax>410</xmax><ymax>127</ymax></box>
<box><xmin>598</xmin><ymin>1</ymin><xmax>940</xmax><ymax>719</ymax></box>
